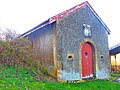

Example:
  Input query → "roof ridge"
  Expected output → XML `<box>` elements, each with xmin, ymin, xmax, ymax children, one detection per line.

<box><xmin>49</xmin><ymin>1</ymin><xmax>88</xmax><ymax>23</ymax></box>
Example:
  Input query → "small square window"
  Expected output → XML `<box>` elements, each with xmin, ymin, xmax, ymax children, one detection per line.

<box><xmin>67</xmin><ymin>54</ymin><xmax>74</xmax><ymax>60</ymax></box>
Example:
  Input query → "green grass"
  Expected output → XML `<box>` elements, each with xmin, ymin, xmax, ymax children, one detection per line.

<box><xmin>111</xmin><ymin>73</ymin><xmax>120</xmax><ymax>77</ymax></box>
<box><xmin>0</xmin><ymin>65</ymin><xmax>120</xmax><ymax>90</ymax></box>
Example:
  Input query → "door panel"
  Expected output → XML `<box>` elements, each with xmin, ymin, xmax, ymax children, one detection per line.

<box><xmin>82</xmin><ymin>43</ymin><xmax>94</xmax><ymax>78</ymax></box>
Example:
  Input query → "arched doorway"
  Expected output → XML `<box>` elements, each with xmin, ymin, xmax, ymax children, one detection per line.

<box><xmin>82</xmin><ymin>42</ymin><xmax>94</xmax><ymax>79</ymax></box>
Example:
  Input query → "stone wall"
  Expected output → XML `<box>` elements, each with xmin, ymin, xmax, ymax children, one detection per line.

<box><xmin>56</xmin><ymin>5</ymin><xmax>110</xmax><ymax>81</ymax></box>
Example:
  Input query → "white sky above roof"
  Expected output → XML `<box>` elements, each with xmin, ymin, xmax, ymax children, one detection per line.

<box><xmin>0</xmin><ymin>0</ymin><xmax>120</xmax><ymax>47</ymax></box>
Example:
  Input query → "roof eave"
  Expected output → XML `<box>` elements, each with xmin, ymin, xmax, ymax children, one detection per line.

<box><xmin>86</xmin><ymin>2</ymin><xmax>111</xmax><ymax>34</ymax></box>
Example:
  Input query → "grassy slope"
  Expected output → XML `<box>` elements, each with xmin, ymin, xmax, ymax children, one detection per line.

<box><xmin>0</xmin><ymin>65</ymin><xmax>120</xmax><ymax>90</ymax></box>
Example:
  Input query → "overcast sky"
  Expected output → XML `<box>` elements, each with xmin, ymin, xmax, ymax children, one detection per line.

<box><xmin>0</xmin><ymin>0</ymin><xmax>120</xmax><ymax>47</ymax></box>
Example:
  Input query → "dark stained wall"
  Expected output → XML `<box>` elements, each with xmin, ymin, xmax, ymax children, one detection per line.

<box><xmin>27</xmin><ymin>22</ymin><xmax>56</xmax><ymax>73</ymax></box>
<box><xmin>56</xmin><ymin>5</ymin><xmax>109</xmax><ymax>80</ymax></box>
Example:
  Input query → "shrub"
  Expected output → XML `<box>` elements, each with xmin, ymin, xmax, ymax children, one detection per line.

<box><xmin>0</xmin><ymin>28</ymin><xmax>52</xmax><ymax>80</ymax></box>
<box><xmin>0</xmin><ymin>28</ymin><xmax>34</xmax><ymax>68</ymax></box>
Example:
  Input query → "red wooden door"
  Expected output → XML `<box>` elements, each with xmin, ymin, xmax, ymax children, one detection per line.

<box><xmin>82</xmin><ymin>43</ymin><xmax>94</xmax><ymax>78</ymax></box>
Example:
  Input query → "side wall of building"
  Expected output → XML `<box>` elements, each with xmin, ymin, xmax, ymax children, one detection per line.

<box><xmin>27</xmin><ymin>22</ymin><xmax>56</xmax><ymax>74</ymax></box>
<box><xmin>56</xmin><ymin>5</ymin><xmax>110</xmax><ymax>81</ymax></box>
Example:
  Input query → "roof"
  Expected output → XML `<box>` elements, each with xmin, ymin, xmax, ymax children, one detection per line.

<box><xmin>110</xmin><ymin>43</ymin><xmax>120</xmax><ymax>55</ymax></box>
<box><xmin>21</xmin><ymin>1</ymin><xmax>111</xmax><ymax>38</ymax></box>
<box><xmin>21</xmin><ymin>19</ymin><xmax>49</xmax><ymax>37</ymax></box>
